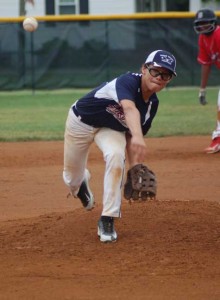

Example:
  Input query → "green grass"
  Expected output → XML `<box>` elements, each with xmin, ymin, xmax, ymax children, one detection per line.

<box><xmin>148</xmin><ymin>87</ymin><xmax>218</xmax><ymax>138</ymax></box>
<box><xmin>0</xmin><ymin>87</ymin><xmax>218</xmax><ymax>142</ymax></box>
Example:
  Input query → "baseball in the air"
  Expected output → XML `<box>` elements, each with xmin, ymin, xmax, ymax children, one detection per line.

<box><xmin>23</xmin><ymin>17</ymin><xmax>38</xmax><ymax>32</ymax></box>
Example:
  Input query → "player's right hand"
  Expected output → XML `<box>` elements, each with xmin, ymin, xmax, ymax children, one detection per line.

<box><xmin>130</xmin><ymin>135</ymin><xmax>147</xmax><ymax>163</ymax></box>
<box><xmin>199</xmin><ymin>89</ymin><xmax>207</xmax><ymax>105</ymax></box>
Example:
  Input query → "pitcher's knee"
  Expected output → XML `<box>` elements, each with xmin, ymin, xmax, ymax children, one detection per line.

<box><xmin>104</xmin><ymin>151</ymin><xmax>125</xmax><ymax>167</ymax></box>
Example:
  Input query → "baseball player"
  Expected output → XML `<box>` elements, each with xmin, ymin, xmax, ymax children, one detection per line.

<box><xmin>194</xmin><ymin>8</ymin><xmax>220</xmax><ymax>154</ymax></box>
<box><xmin>63</xmin><ymin>49</ymin><xmax>177</xmax><ymax>243</ymax></box>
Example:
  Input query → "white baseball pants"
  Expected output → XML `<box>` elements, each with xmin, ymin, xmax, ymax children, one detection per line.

<box><xmin>212</xmin><ymin>89</ymin><xmax>220</xmax><ymax>139</ymax></box>
<box><xmin>63</xmin><ymin>108</ymin><xmax>126</xmax><ymax>217</ymax></box>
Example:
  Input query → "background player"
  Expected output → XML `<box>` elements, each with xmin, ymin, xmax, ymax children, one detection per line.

<box><xmin>194</xmin><ymin>8</ymin><xmax>220</xmax><ymax>154</ymax></box>
<box><xmin>63</xmin><ymin>50</ymin><xmax>177</xmax><ymax>243</ymax></box>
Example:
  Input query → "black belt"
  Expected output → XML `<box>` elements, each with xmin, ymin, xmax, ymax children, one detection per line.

<box><xmin>72</xmin><ymin>105</ymin><xmax>88</xmax><ymax>125</ymax></box>
<box><xmin>72</xmin><ymin>105</ymin><xmax>94</xmax><ymax>127</ymax></box>
<box><xmin>72</xmin><ymin>105</ymin><xmax>79</xmax><ymax>117</ymax></box>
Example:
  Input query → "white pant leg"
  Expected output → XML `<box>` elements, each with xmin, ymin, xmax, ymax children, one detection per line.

<box><xmin>63</xmin><ymin>108</ymin><xmax>97</xmax><ymax>196</ymax></box>
<box><xmin>94</xmin><ymin>128</ymin><xmax>126</xmax><ymax>218</ymax></box>
<box><xmin>218</xmin><ymin>89</ymin><xmax>220</xmax><ymax>109</ymax></box>
<box><xmin>212</xmin><ymin>89</ymin><xmax>220</xmax><ymax>139</ymax></box>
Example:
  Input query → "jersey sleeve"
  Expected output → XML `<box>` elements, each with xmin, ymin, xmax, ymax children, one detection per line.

<box><xmin>115</xmin><ymin>73</ymin><xmax>139</xmax><ymax>102</ymax></box>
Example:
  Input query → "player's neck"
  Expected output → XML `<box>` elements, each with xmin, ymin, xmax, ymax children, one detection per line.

<box><xmin>141</xmin><ymin>89</ymin><xmax>152</xmax><ymax>102</ymax></box>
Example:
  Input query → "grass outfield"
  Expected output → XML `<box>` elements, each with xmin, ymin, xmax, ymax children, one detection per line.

<box><xmin>0</xmin><ymin>87</ymin><xmax>218</xmax><ymax>142</ymax></box>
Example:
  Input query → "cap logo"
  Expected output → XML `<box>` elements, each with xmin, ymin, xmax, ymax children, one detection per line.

<box><xmin>160</xmin><ymin>54</ymin><xmax>174</xmax><ymax>65</ymax></box>
<box><xmin>145</xmin><ymin>50</ymin><xmax>177</xmax><ymax>76</ymax></box>
<box><xmin>198</xmin><ymin>11</ymin><xmax>203</xmax><ymax>19</ymax></box>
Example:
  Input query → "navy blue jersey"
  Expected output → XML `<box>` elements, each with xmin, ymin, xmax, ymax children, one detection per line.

<box><xmin>73</xmin><ymin>72</ymin><xmax>159</xmax><ymax>135</ymax></box>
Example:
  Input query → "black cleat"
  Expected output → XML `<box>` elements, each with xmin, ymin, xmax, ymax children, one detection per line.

<box><xmin>97</xmin><ymin>216</ymin><xmax>117</xmax><ymax>242</ymax></box>
<box><xmin>77</xmin><ymin>170</ymin><xmax>94</xmax><ymax>211</ymax></box>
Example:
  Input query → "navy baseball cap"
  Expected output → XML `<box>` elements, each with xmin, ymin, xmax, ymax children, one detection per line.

<box><xmin>145</xmin><ymin>50</ymin><xmax>177</xmax><ymax>76</ymax></box>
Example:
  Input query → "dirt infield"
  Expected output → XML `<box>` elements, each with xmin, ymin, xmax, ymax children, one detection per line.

<box><xmin>0</xmin><ymin>136</ymin><xmax>220</xmax><ymax>300</ymax></box>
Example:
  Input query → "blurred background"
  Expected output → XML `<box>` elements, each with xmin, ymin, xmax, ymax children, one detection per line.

<box><xmin>0</xmin><ymin>0</ymin><xmax>219</xmax><ymax>90</ymax></box>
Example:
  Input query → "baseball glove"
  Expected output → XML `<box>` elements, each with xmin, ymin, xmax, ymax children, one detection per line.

<box><xmin>124</xmin><ymin>164</ymin><xmax>157</xmax><ymax>201</ymax></box>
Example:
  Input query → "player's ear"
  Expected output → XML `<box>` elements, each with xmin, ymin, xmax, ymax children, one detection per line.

<box><xmin>141</xmin><ymin>64</ymin><xmax>147</xmax><ymax>74</ymax></box>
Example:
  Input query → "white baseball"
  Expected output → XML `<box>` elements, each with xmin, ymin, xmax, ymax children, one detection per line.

<box><xmin>23</xmin><ymin>17</ymin><xmax>38</xmax><ymax>32</ymax></box>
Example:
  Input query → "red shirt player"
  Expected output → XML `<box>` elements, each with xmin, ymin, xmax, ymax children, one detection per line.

<box><xmin>194</xmin><ymin>8</ymin><xmax>220</xmax><ymax>154</ymax></box>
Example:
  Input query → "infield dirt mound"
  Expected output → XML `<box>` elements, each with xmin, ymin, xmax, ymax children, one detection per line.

<box><xmin>0</xmin><ymin>136</ymin><xmax>220</xmax><ymax>300</ymax></box>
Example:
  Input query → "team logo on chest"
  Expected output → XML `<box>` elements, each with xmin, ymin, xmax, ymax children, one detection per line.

<box><xmin>106</xmin><ymin>104</ymin><xmax>128</xmax><ymax>128</ymax></box>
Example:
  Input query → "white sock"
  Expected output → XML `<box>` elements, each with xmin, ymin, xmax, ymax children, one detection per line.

<box><xmin>217</xmin><ymin>120</ymin><xmax>220</xmax><ymax>131</ymax></box>
<box><xmin>218</xmin><ymin>90</ymin><xmax>220</xmax><ymax>107</ymax></box>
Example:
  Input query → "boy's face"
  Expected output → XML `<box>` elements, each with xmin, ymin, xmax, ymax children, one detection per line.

<box><xmin>141</xmin><ymin>64</ymin><xmax>173</xmax><ymax>93</ymax></box>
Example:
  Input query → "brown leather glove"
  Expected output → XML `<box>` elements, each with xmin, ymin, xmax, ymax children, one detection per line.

<box><xmin>124</xmin><ymin>164</ymin><xmax>157</xmax><ymax>201</ymax></box>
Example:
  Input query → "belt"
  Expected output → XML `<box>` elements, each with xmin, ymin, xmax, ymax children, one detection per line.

<box><xmin>72</xmin><ymin>105</ymin><xmax>93</xmax><ymax>127</ymax></box>
<box><xmin>72</xmin><ymin>105</ymin><xmax>79</xmax><ymax>117</ymax></box>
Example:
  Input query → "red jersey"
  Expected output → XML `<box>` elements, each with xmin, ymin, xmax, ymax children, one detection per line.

<box><xmin>197</xmin><ymin>25</ymin><xmax>220</xmax><ymax>69</ymax></box>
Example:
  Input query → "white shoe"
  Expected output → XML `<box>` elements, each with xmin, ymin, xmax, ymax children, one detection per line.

<box><xmin>97</xmin><ymin>216</ymin><xmax>117</xmax><ymax>243</ymax></box>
